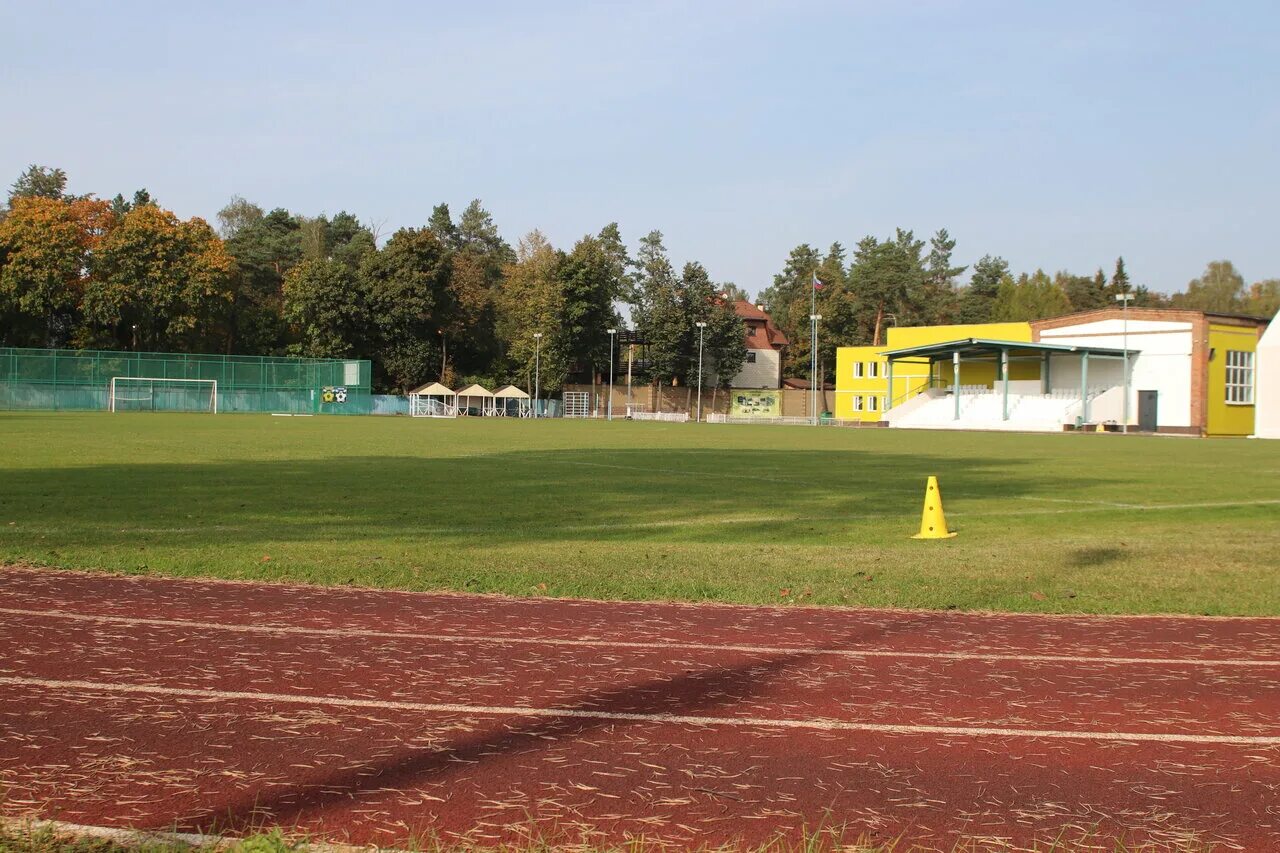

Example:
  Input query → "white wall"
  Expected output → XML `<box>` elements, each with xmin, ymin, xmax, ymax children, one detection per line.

<box><xmin>1039</xmin><ymin>320</ymin><xmax>1194</xmax><ymax>428</ymax></box>
<box><xmin>1256</xmin><ymin>313</ymin><xmax>1280</xmax><ymax>438</ymax></box>
<box><xmin>730</xmin><ymin>348</ymin><xmax>782</xmax><ymax>389</ymax></box>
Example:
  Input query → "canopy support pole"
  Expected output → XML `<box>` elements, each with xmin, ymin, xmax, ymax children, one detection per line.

<box><xmin>1081</xmin><ymin>352</ymin><xmax>1091</xmax><ymax>423</ymax></box>
<box><xmin>1002</xmin><ymin>348</ymin><xmax>1010</xmax><ymax>420</ymax></box>
<box><xmin>952</xmin><ymin>351</ymin><xmax>960</xmax><ymax>421</ymax></box>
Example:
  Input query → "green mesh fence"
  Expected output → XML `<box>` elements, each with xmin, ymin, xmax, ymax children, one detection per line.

<box><xmin>0</xmin><ymin>348</ymin><xmax>373</xmax><ymax>415</ymax></box>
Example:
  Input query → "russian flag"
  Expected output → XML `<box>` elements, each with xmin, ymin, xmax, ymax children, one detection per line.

<box><xmin>812</xmin><ymin>272</ymin><xmax>824</xmax><ymax>290</ymax></box>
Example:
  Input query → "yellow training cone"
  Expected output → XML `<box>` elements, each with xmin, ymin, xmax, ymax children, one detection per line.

<box><xmin>911</xmin><ymin>476</ymin><xmax>957</xmax><ymax>539</ymax></box>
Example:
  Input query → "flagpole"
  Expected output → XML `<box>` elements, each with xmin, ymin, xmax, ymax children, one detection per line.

<box><xmin>810</xmin><ymin>270</ymin><xmax>817</xmax><ymax>424</ymax></box>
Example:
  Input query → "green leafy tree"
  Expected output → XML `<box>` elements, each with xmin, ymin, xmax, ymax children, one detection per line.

<box><xmin>1060</xmin><ymin>269</ymin><xmax>1107</xmax><ymax>311</ymax></box>
<box><xmin>991</xmin><ymin>270</ymin><xmax>1071</xmax><ymax>321</ymax></box>
<box><xmin>681</xmin><ymin>262</ymin><xmax>747</xmax><ymax>393</ymax></box>
<box><xmin>1108</xmin><ymin>257</ymin><xmax>1130</xmax><ymax>298</ymax></box>
<box><xmin>760</xmin><ymin>243</ymin><xmax>822</xmax><ymax>368</ymax></box>
<box><xmin>497</xmin><ymin>231</ymin><xmax>568</xmax><ymax>391</ymax></box>
<box><xmin>9</xmin><ymin>165</ymin><xmax>68</xmax><ymax>203</ymax></box>
<box><xmin>282</xmin><ymin>258</ymin><xmax>369</xmax><ymax>359</ymax></box>
<box><xmin>360</xmin><ymin>227</ymin><xmax>454</xmax><ymax>391</ymax></box>
<box><xmin>109</xmin><ymin>189</ymin><xmax>155</xmax><ymax>219</ymax></box>
<box><xmin>1172</xmin><ymin>260</ymin><xmax>1246</xmax><ymax>312</ymax></box>
<box><xmin>847</xmin><ymin>230</ymin><xmax>925</xmax><ymax>345</ymax></box>
<box><xmin>1245</xmin><ymin>279</ymin><xmax>1280</xmax><ymax>318</ymax></box>
<box><xmin>218</xmin><ymin>205</ymin><xmax>304</xmax><ymax>354</ymax></box>
<box><xmin>558</xmin><ymin>228</ymin><xmax>626</xmax><ymax>383</ymax></box>
<box><xmin>631</xmin><ymin>230</ymin><xmax>685</xmax><ymax>385</ymax></box>
<box><xmin>917</xmin><ymin>228</ymin><xmax>966</xmax><ymax>325</ymax></box>
<box><xmin>958</xmin><ymin>255</ymin><xmax>1009</xmax><ymax>324</ymax></box>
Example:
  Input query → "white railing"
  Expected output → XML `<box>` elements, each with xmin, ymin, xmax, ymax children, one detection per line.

<box><xmin>631</xmin><ymin>410</ymin><xmax>690</xmax><ymax>423</ymax></box>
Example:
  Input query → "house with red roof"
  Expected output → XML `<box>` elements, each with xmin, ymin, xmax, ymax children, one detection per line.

<box><xmin>730</xmin><ymin>300</ymin><xmax>788</xmax><ymax>389</ymax></box>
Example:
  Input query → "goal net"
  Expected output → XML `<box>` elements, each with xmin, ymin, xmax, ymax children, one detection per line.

<box><xmin>409</xmin><ymin>394</ymin><xmax>457</xmax><ymax>418</ymax></box>
<box><xmin>109</xmin><ymin>377</ymin><xmax>218</xmax><ymax>414</ymax></box>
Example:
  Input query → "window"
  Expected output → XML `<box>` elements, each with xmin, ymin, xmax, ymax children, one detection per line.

<box><xmin>852</xmin><ymin>362</ymin><xmax>863</xmax><ymax>378</ymax></box>
<box><xmin>747</xmin><ymin>325</ymin><xmax>757</xmax><ymax>337</ymax></box>
<box><xmin>852</xmin><ymin>395</ymin><xmax>863</xmax><ymax>411</ymax></box>
<box><xmin>1225</xmin><ymin>350</ymin><xmax>1255</xmax><ymax>404</ymax></box>
<box><xmin>868</xmin><ymin>361</ymin><xmax>879</xmax><ymax>378</ymax></box>
<box><xmin>868</xmin><ymin>396</ymin><xmax>878</xmax><ymax>412</ymax></box>
<box><xmin>746</xmin><ymin>351</ymin><xmax>757</xmax><ymax>364</ymax></box>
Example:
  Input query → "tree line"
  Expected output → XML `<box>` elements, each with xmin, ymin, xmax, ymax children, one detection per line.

<box><xmin>762</xmin><ymin>233</ymin><xmax>1279</xmax><ymax>380</ymax></box>
<box><xmin>2</xmin><ymin>165</ymin><xmax>1275</xmax><ymax>391</ymax></box>
<box><xmin>0</xmin><ymin>166</ymin><xmax>744</xmax><ymax>394</ymax></box>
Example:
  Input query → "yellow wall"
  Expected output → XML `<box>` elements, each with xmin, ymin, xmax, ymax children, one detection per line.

<box><xmin>1206</xmin><ymin>323</ymin><xmax>1259</xmax><ymax>436</ymax></box>
<box><xmin>834</xmin><ymin>322</ymin><xmax>1034</xmax><ymax>421</ymax></box>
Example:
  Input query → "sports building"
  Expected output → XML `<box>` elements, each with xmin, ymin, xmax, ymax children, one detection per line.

<box><xmin>834</xmin><ymin>309</ymin><xmax>1270</xmax><ymax>436</ymax></box>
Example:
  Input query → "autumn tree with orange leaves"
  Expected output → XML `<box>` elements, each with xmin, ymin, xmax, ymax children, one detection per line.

<box><xmin>82</xmin><ymin>205</ymin><xmax>234</xmax><ymax>351</ymax></box>
<box><xmin>0</xmin><ymin>196</ymin><xmax>114</xmax><ymax>347</ymax></box>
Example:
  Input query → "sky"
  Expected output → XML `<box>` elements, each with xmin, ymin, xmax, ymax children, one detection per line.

<box><xmin>3</xmin><ymin>0</ymin><xmax>1278</xmax><ymax>299</ymax></box>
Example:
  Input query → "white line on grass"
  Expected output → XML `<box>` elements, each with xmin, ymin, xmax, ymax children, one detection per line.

<box><xmin>5</xmin><ymin>675</ymin><xmax>1278</xmax><ymax>746</ymax></box>
<box><xmin>3</xmin><ymin>608</ymin><xmax>1276</xmax><ymax>668</ymax></box>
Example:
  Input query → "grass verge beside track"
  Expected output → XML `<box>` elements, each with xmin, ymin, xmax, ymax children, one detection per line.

<box><xmin>1</xmin><ymin>412</ymin><xmax>1277</xmax><ymax>615</ymax></box>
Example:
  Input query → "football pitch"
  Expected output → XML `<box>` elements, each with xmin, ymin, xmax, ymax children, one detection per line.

<box><xmin>1</xmin><ymin>411</ymin><xmax>1277</xmax><ymax>616</ymax></box>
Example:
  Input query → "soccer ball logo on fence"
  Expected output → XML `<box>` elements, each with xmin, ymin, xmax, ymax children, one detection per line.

<box><xmin>321</xmin><ymin>386</ymin><xmax>348</xmax><ymax>404</ymax></box>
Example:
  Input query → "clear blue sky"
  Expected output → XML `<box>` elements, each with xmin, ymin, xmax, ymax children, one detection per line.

<box><xmin>3</xmin><ymin>1</ymin><xmax>1277</xmax><ymax>298</ymax></box>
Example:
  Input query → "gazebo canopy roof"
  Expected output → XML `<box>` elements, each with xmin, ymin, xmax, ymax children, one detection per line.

<box><xmin>881</xmin><ymin>337</ymin><xmax>1133</xmax><ymax>363</ymax></box>
<box><xmin>492</xmin><ymin>385</ymin><xmax>530</xmax><ymax>399</ymax></box>
<box><xmin>408</xmin><ymin>381</ymin><xmax>453</xmax><ymax>396</ymax></box>
<box><xmin>454</xmin><ymin>383</ymin><xmax>493</xmax><ymax>397</ymax></box>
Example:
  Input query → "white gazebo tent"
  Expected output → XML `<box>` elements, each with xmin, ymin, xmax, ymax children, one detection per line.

<box><xmin>408</xmin><ymin>382</ymin><xmax>457</xmax><ymax>418</ymax></box>
<box><xmin>454</xmin><ymin>383</ymin><xmax>496</xmax><ymax>417</ymax></box>
<box><xmin>492</xmin><ymin>385</ymin><xmax>532</xmax><ymax>417</ymax></box>
<box><xmin>1254</xmin><ymin>311</ymin><xmax>1279</xmax><ymax>438</ymax></box>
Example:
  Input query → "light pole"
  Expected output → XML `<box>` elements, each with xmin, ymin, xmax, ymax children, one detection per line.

<box><xmin>131</xmin><ymin>324</ymin><xmax>138</xmax><ymax>352</ymax></box>
<box><xmin>1116</xmin><ymin>291</ymin><xmax>1134</xmax><ymax>432</ymax></box>
<box><xmin>695</xmin><ymin>321</ymin><xmax>708</xmax><ymax>422</ymax></box>
<box><xmin>606</xmin><ymin>328</ymin><xmax>617</xmax><ymax>421</ymax></box>
<box><xmin>533</xmin><ymin>332</ymin><xmax>542</xmax><ymax>418</ymax></box>
<box><xmin>809</xmin><ymin>313</ymin><xmax>823</xmax><ymax>424</ymax></box>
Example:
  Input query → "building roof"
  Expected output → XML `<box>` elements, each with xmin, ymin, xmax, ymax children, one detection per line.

<box><xmin>1032</xmin><ymin>307</ymin><xmax>1271</xmax><ymax>330</ymax></box>
<box><xmin>454</xmin><ymin>383</ymin><xmax>493</xmax><ymax>397</ymax></box>
<box><xmin>782</xmin><ymin>377</ymin><xmax>835</xmax><ymax>390</ymax></box>
<box><xmin>408</xmin><ymin>381</ymin><xmax>453</xmax><ymax>396</ymax></box>
<box><xmin>882</xmin><ymin>338</ymin><xmax>1133</xmax><ymax>362</ymax></box>
<box><xmin>732</xmin><ymin>300</ymin><xmax>790</xmax><ymax>350</ymax></box>
<box><xmin>492</xmin><ymin>384</ymin><xmax>530</xmax><ymax>399</ymax></box>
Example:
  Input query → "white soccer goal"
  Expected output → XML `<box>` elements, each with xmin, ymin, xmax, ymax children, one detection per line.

<box><xmin>109</xmin><ymin>377</ymin><xmax>218</xmax><ymax>414</ymax></box>
<box><xmin>409</xmin><ymin>394</ymin><xmax>457</xmax><ymax>418</ymax></box>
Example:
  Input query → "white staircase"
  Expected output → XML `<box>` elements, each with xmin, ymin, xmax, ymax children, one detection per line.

<box><xmin>886</xmin><ymin>387</ymin><xmax>1108</xmax><ymax>432</ymax></box>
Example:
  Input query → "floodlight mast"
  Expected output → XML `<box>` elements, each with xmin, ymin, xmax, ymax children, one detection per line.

<box><xmin>1116</xmin><ymin>292</ymin><xmax>1134</xmax><ymax>432</ymax></box>
<box><xmin>533</xmin><ymin>332</ymin><xmax>543</xmax><ymax>418</ymax></box>
<box><xmin>606</xmin><ymin>328</ymin><xmax>617</xmax><ymax>421</ymax></box>
<box><xmin>695</xmin><ymin>321</ymin><xmax>708</xmax><ymax>422</ymax></box>
<box><xmin>809</xmin><ymin>313</ymin><xmax>823</xmax><ymax>425</ymax></box>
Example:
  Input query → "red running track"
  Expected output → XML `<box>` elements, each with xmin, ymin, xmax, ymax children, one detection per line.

<box><xmin>1</xmin><ymin>568</ymin><xmax>1278</xmax><ymax>850</ymax></box>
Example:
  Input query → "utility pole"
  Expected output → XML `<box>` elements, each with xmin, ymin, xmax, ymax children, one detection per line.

<box><xmin>626</xmin><ymin>341</ymin><xmax>634</xmax><ymax>417</ymax></box>
<box><xmin>809</xmin><ymin>312</ymin><xmax>823</xmax><ymax>424</ymax></box>
<box><xmin>533</xmin><ymin>332</ymin><xmax>542</xmax><ymax>418</ymax></box>
<box><xmin>695</xmin><ymin>321</ymin><xmax>708</xmax><ymax>422</ymax></box>
<box><xmin>1116</xmin><ymin>291</ymin><xmax>1134</xmax><ymax>432</ymax></box>
<box><xmin>606</xmin><ymin>328</ymin><xmax>617</xmax><ymax>421</ymax></box>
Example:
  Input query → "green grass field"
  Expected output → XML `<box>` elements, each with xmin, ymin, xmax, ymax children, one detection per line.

<box><xmin>1</xmin><ymin>411</ymin><xmax>1277</xmax><ymax>615</ymax></box>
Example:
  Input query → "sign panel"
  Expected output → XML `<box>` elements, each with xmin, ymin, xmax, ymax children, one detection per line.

<box><xmin>730</xmin><ymin>390</ymin><xmax>781</xmax><ymax>417</ymax></box>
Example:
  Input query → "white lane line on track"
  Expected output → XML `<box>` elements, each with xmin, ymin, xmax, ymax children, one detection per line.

<box><xmin>3</xmin><ymin>607</ymin><xmax>1277</xmax><ymax>668</ymax></box>
<box><xmin>6</xmin><ymin>675</ymin><xmax>1279</xmax><ymax>746</ymax></box>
